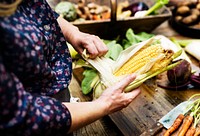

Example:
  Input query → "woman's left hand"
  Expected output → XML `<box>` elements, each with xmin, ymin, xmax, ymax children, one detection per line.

<box><xmin>70</xmin><ymin>32</ymin><xmax>108</xmax><ymax>59</ymax></box>
<box><xmin>57</xmin><ymin>16</ymin><xmax>108</xmax><ymax>59</ymax></box>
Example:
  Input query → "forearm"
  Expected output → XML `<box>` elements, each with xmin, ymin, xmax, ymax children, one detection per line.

<box><xmin>57</xmin><ymin>15</ymin><xmax>108</xmax><ymax>59</ymax></box>
<box><xmin>57</xmin><ymin>16</ymin><xmax>80</xmax><ymax>45</ymax></box>
<box><xmin>62</xmin><ymin>100</ymin><xmax>108</xmax><ymax>133</ymax></box>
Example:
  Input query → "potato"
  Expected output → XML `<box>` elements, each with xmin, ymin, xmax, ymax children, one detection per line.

<box><xmin>191</xmin><ymin>8</ymin><xmax>200</xmax><ymax>16</ymax></box>
<box><xmin>178</xmin><ymin>0</ymin><xmax>197</xmax><ymax>6</ymax></box>
<box><xmin>175</xmin><ymin>15</ymin><xmax>183</xmax><ymax>22</ymax></box>
<box><xmin>182</xmin><ymin>14</ymin><xmax>198</xmax><ymax>24</ymax></box>
<box><xmin>177</xmin><ymin>6</ymin><xmax>190</xmax><ymax>14</ymax></box>
<box><xmin>196</xmin><ymin>3</ymin><xmax>200</xmax><ymax>10</ymax></box>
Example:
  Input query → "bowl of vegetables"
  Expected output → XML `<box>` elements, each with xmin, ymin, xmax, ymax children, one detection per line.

<box><xmin>48</xmin><ymin>0</ymin><xmax>172</xmax><ymax>39</ymax></box>
<box><xmin>169</xmin><ymin>0</ymin><xmax>200</xmax><ymax>38</ymax></box>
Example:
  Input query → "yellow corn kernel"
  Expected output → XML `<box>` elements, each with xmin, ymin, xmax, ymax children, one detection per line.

<box><xmin>114</xmin><ymin>44</ymin><xmax>164</xmax><ymax>76</ymax></box>
<box><xmin>150</xmin><ymin>50</ymin><xmax>174</xmax><ymax>72</ymax></box>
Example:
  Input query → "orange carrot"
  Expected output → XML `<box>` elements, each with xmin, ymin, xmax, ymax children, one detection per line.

<box><xmin>178</xmin><ymin>115</ymin><xmax>194</xmax><ymax>136</ymax></box>
<box><xmin>194</xmin><ymin>125</ymin><xmax>200</xmax><ymax>136</ymax></box>
<box><xmin>101</xmin><ymin>12</ymin><xmax>110</xmax><ymax>19</ymax></box>
<box><xmin>164</xmin><ymin>114</ymin><xmax>185</xmax><ymax>136</ymax></box>
<box><xmin>194</xmin><ymin>130</ymin><xmax>200</xmax><ymax>136</ymax></box>
<box><xmin>92</xmin><ymin>14</ymin><xmax>101</xmax><ymax>20</ymax></box>
<box><xmin>186</xmin><ymin>125</ymin><xmax>196</xmax><ymax>136</ymax></box>
<box><xmin>194</xmin><ymin>131</ymin><xmax>200</xmax><ymax>136</ymax></box>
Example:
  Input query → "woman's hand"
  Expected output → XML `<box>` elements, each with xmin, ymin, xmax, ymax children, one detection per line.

<box><xmin>63</xmin><ymin>74</ymin><xmax>140</xmax><ymax>133</ymax></box>
<box><xmin>95</xmin><ymin>74</ymin><xmax>141</xmax><ymax>114</ymax></box>
<box><xmin>57</xmin><ymin>16</ymin><xmax>108</xmax><ymax>59</ymax></box>
<box><xmin>70</xmin><ymin>32</ymin><xmax>108</xmax><ymax>59</ymax></box>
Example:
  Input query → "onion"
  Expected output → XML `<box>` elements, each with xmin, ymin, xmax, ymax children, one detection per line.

<box><xmin>158</xmin><ymin>59</ymin><xmax>200</xmax><ymax>90</ymax></box>
<box><xmin>167</xmin><ymin>59</ymin><xmax>192</xmax><ymax>86</ymax></box>
<box><xmin>122</xmin><ymin>2</ymin><xmax>149</xmax><ymax>16</ymax></box>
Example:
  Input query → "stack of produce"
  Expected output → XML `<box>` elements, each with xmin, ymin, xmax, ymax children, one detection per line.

<box><xmin>174</xmin><ymin>0</ymin><xmax>200</xmax><ymax>29</ymax></box>
<box><xmin>54</xmin><ymin>0</ymin><xmax>169</xmax><ymax>22</ymax></box>
<box><xmin>54</xmin><ymin>0</ymin><xmax>111</xmax><ymax>22</ymax></box>
<box><xmin>74</xmin><ymin>0</ymin><xmax>111</xmax><ymax>21</ymax></box>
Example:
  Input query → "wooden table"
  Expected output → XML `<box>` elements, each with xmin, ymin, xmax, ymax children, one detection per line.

<box><xmin>69</xmin><ymin>21</ymin><xmax>200</xmax><ymax>136</ymax></box>
<box><xmin>108</xmin><ymin>21</ymin><xmax>200</xmax><ymax>136</ymax></box>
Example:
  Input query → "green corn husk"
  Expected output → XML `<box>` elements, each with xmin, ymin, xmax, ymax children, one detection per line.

<box><xmin>83</xmin><ymin>35</ymin><xmax>186</xmax><ymax>99</ymax></box>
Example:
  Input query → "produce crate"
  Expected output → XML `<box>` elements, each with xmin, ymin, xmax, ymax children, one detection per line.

<box><xmin>48</xmin><ymin>0</ymin><xmax>172</xmax><ymax>39</ymax></box>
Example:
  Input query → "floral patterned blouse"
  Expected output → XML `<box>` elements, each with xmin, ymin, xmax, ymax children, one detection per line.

<box><xmin>0</xmin><ymin>0</ymin><xmax>72</xmax><ymax>135</ymax></box>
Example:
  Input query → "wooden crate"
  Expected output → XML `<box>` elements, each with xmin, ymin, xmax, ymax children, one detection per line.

<box><xmin>48</xmin><ymin>0</ymin><xmax>172</xmax><ymax>39</ymax></box>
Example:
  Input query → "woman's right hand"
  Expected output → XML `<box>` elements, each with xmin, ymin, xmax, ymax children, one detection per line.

<box><xmin>63</xmin><ymin>74</ymin><xmax>140</xmax><ymax>133</ymax></box>
<box><xmin>95</xmin><ymin>74</ymin><xmax>141</xmax><ymax>114</ymax></box>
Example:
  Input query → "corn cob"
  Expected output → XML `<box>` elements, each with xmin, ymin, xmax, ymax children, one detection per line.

<box><xmin>114</xmin><ymin>44</ymin><xmax>174</xmax><ymax>76</ymax></box>
<box><xmin>83</xmin><ymin>35</ymin><xmax>183</xmax><ymax>99</ymax></box>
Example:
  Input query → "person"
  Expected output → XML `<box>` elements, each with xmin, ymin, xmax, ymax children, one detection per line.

<box><xmin>0</xmin><ymin>0</ymin><xmax>141</xmax><ymax>135</ymax></box>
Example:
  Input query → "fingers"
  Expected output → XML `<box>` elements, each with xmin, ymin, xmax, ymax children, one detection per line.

<box><xmin>123</xmin><ymin>88</ymin><xmax>141</xmax><ymax>105</ymax></box>
<box><xmin>114</xmin><ymin>74</ymin><xmax>137</xmax><ymax>93</ymax></box>
<box><xmin>112</xmin><ymin>74</ymin><xmax>140</xmax><ymax>108</ymax></box>
<box><xmin>84</xmin><ymin>35</ymin><xmax>108</xmax><ymax>59</ymax></box>
<box><xmin>92</xmin><ymin>35</ymin><xmax>108</xmax><ymax>56</ymax></box>
<box><xmin>73</xmin><ymin>32</ymin><xmax>108</xmax><ymax>59</ymax></box>
<box><xmin>97</xmin><ymin>74</ymin><xmax>141</xmax><ymax>114</ymax></box>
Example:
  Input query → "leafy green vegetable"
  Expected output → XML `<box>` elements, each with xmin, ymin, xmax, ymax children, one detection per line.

<box><xmin>122</xmin><ymin>28</ymin><xmax>154</xmax><ymax>49</ymax></box>
<box><xmin>81</xmin><ymin>69</ymin><xmax>99</xmax><ymax>95</ymax></box>
<box><xmin>105</xmin><ymin>40</ymin><xmax>123</xmax><ymax>61</ymax></box>
<box><xmin>55</xmin><ymin>1</ymin><xmax>77</xmax><ymax>21</ymax></box>
<box><xmin>145</xmin><ymin>0</ymin><xmax>169</xmax><ymax>16</ymax></box>
<box><xmin>102</xmin><ymin>39</ymin><xmax>112</xmax><ymax>45</ymax></box>
<box><xmin>126</xmin><ymin>28</ymin><xmax>139</xmax><ymax>44</ymax></box>
<box><xmin>135</xmin><ymin>32</ymin><xmax>155</xmax><ymax>41</ymax></box>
